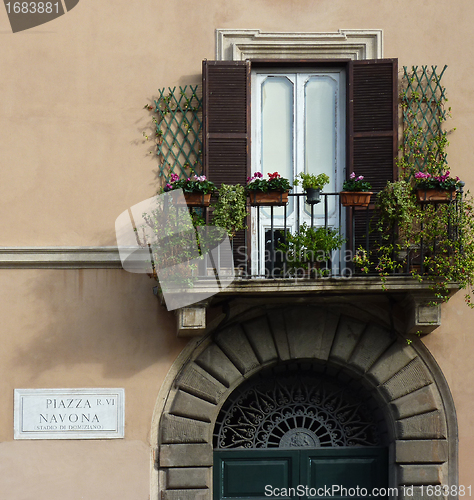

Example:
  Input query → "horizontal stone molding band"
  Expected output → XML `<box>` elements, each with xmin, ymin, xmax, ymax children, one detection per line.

<box><xmin>0</xmin><ymin>247</ymin><xmax>123</xmax><ymax>269</ymax></box>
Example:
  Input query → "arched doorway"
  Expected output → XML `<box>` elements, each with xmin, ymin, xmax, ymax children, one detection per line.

<box><xmin>152</xmin><ymin>304</ymin><xmax>457</xmax><ymax>500</ymax></box>
<box><xmin>213</xmin><ymin>362</ymin><xmax>389</xmax><ymax>499</ymax></box>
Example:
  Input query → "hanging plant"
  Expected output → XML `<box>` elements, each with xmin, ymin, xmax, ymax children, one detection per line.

<box><xmin>211</xmin><ymin>184</ymin><xmax>248</xmax><ymax>240</ymax></box>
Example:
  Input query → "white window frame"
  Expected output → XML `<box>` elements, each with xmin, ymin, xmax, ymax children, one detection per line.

<box><xmin>250</xmin><ymin>68</ymin><xmax>346</xmax><ymax>277</ymax></box>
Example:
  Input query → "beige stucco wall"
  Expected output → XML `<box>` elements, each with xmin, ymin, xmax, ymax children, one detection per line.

<box><xmin>0</xmin><ymin>268</ymin><xmax>187</xmax><ymax>499</ymax></box>
<box><xmin>1</xmin><ymin>0</ymin><xmax>474</xmax><ymax>498</ymax></box>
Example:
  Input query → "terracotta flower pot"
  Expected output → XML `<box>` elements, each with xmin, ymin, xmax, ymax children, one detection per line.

<box><xmin>184</xmin><ymin>192</ymin><xmax>211</xmax><ymax>207</ymax></box>
<box><xmin>340</xmin><ymin>191</ymin><xmax>373</xmax><ymax>208</ymax></box>
<box><xmin>248</xmin><ymin>190</ymin><xmax>289</xmax><ymax>206</ymax></box>
<box><xmin>415</xmin><ymin>188</ymin><xmax>456</xmax><ymax>204</ymax></box>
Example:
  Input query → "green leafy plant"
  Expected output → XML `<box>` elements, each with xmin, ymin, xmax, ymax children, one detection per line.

<box><xmin>417</xmin><ymin>192</ymin><xmax>474</xmax><ymax>305</ymax></box>
<box><xmin>293</xmin><ymin>172</ymin><xmax>330</xmax><ymax>191</ymax></box>
<box><xmin>342</xmin><ymin>172</ymin><xmax>372</xmax><ymax>192</ymax></box>
<box><xmin>278</xmin><ymin>223</ymin><xmax>346</xmax><ymax>277</ymax></box>
<box><xmin>372</xmin><ymin>179</ymin><xmax>474</xmax><ymax>305</ymax></box>
<box><xmin>246</xmin><ymin>172</ymin><xmax>292</xmax><ymax>192</ymax></box>
<box><xmin>353</xmin><ymin>246</ymin><xmax>370</xmax><ymax>274</ymax></box>
<box><xmin>373</xmin><ymin>180</ymin><xmax>423</xmax><ymax>280</ymax></box>
<box><xmin>211</xmin><ymin>184</ymin><xmax>248</xmax><ymax>240</ymax></box>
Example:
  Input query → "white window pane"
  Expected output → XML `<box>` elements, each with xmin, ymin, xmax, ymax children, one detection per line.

<box><xmin>261</xmin><ymin>76</ymin><xmax>293</xmax><ymax>181</ymax></box>
<box><xmin>305</xmin><ymin>76</ymin><xmax>337</xmax><ymax>193</ymax></box>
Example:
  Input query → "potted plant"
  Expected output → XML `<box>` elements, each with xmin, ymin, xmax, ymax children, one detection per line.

<box><xmin>340</xmin><ymin>173</ymin><xmax>373</xmax><ymax>207</ymax></box>
<box><xmin>414</xmin><ymin>170</ymin><xmax>463</xmax><ymax>203</ymax></box>
<box><xmin>211</xmin><ymin>183</ymin><xmax>248</xmax><ymax>240</ymax></box>
<box><xmin>278</xmin><ymin>222</ymin><xmax>346</xmax><ymax>277</ymax></box>
<box><xmin>294</xmin><ymin>172</ymin><xmax>330</xmax><ymax>205</ymax></box>
<box><xmin>246</xmin><ymin>172</ymin><xmax>292</xmax><ymax>206</ymax></box>
<box><xmin>164</xmin><ymin>172</ymin><xmax>216</xmax><ymax>206</ymax></box>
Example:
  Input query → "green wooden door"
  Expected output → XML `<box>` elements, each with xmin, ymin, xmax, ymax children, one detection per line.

<box><xmin>302</xmin><ymin>448</ymin><xmax>388</xmax><ymax>500</ymax></box>
<box><xmin>214</xmin><ymin>448</ymin><xmax>387</xmax><ymax>500</ymax></box>
<box><xmin>214</xmin><ymin>449</ymin><xmax>300</xmax><ymax>500</ymax></box>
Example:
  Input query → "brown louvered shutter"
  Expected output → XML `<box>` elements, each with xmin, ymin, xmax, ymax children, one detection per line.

<box><xmin>202</xmin><ymin>60</ymin><xmax>251</xmax><ymax>269</ymax></box>
<box><xmin>348</xmin><ymin>59</ymin><xmax>398</xmax><ymax>252</ymax></box>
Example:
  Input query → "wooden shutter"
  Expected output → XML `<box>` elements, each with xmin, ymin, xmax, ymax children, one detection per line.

<box><xmin>202</xmin><ymin>60</ymin><xmax>251</xmax><ymax>269</ymax></box>
<box><xmin>348</xmin><ymin>59</ymin><xmax>398</xmax><ymax>252</ymax></box>
<box><xmin>202</xmin><ymin>60</ymin><xmax>251</xmax><ymax>186</ymax></box>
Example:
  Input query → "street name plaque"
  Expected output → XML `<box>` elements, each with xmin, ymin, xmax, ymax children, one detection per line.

<box><xmin>14</xmin><ymin>388</ymin><xmax>125</xmax><ymax>439</ymax></box>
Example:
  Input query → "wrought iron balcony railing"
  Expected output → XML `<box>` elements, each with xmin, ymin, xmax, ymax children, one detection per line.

<box><xmin>206</xmin><ymin>189</ymin><xmax>464</xmax><ymax>281</ymax></box>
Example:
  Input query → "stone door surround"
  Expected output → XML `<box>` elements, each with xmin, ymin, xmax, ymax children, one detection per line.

<box><xmin>153</xmin><ymin>304</ymin><xmax>457</xmax><ymax>500</ymax></box>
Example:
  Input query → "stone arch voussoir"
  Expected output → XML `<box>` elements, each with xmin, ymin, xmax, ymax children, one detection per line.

<box><xmin>156</xmin><ymin>304</ymin><xmax>456</xmax><ymax>500</ymax></box>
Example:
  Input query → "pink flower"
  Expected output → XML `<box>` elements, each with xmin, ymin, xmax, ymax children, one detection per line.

<box><xmin>247</xmin><ymin>172</ymin><xmax>264</xmax><ymax>184</ymax></box>
<box><xmin>170</xmin><ymin>173</ymin><xmax>180</xmax><ymax>182</ymax></box>
<box><xmin>357</xmin><ymin>175</ymin><xmax>364</xmax><ymax>181</ymax></box>
<box><xmin>350</xmin><ymin>172</ymin><xmax>356</xmax><ymax>179</ymax></box>
<box><xmin>415</xmin><ymin>172</ymin><xmax>431</xmax><ymax>179</ymax></box>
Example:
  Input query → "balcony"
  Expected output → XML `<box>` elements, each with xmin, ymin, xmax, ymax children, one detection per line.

<box><xmin>152</xmin><ymin>189</ymin><xmax>464</xmax><ymax>337</ymax></box>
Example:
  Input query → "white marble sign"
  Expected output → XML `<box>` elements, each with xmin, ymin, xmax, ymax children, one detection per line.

<box><xmin>14</xmin><ymin>388</ymin><xmax>125</xmax><ymax>439</ymax></box>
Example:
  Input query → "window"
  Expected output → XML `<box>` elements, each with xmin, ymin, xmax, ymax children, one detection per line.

<box><xmin>251</xmin><ymin>68</ymin><xmax>346</xmax><ymax>275</ymax></box>
<box><xmin>202</xmin><ymin>58</ymin><xmax>398</xmax><ymax>272</ymax></box>
<box><xmin>252</xmin><ymin>68</ymin><xmax>345</xmax><ymax>200</ymax></box>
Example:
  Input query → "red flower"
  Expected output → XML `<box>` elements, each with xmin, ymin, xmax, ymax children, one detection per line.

<box><xmin>268</xmin><ymin>172</ymin><xmax>281</xmax><ymax>180</ymax></box>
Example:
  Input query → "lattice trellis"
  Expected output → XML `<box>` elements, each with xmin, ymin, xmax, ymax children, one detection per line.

<box><xmin>400</xmin><ymin>65</ymin><xmax>449</xmax><ymax>176</ymax></box>
<box><xmin>151</xmin><ymin>85</ymin><xmax>202</xmax><ymax>182</ymax></box>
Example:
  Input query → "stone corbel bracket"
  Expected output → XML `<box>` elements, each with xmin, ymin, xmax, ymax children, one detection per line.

<box><xmin>176</xmin><ymin>303</ymin><xmax>208</xmax><ymax>337</ymax></box>
<box><xmin>404</xmin><ymin>293</ymin><xmax>442</xmax><ymax>335</ymax></box>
